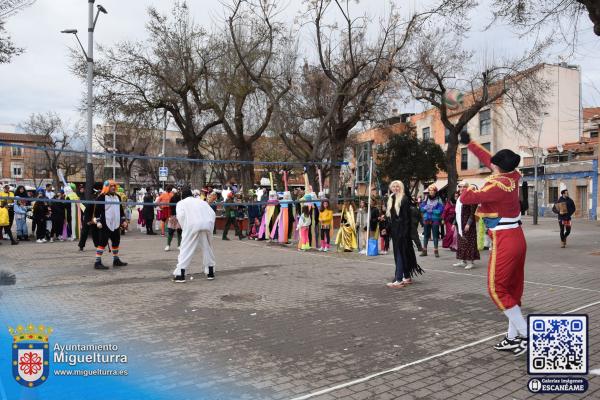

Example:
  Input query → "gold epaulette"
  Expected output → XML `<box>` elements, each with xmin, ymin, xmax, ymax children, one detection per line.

<box><xmin>483</xmin><ymin>174</ymin><xmax>516</xmax><ymax>193</ymax></box>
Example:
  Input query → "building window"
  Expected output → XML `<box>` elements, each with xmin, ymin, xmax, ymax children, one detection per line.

<box><xmin>480</xmin><ymin>109</ymin><xmax>491</xmax><ymax>135</ymax></box>
<box><xmin>11</xmin><ymin>145</ymin><xmax>23</xmax><ymax>157</ymax></box>
<box><xmin>461</xmin><ymin>148</ymin><xmax>468</xmax><ymax>170</ymax></box>
<box><xmin>591</xmin><ymin>131</ymin><xmax>598</xmax><ymax>138</ymax></box>
<box><xmin>11</xmin><ymin>162</ymin><xmax>24</xmax><ymax>178</ymax></box>
<box><xmin>422</xmin><ymin>127</ymin><xmax>431</xmax><ymax>141</ymax></box>
<box><xmin>548</xmin><ymin>187</ymin><xmax>559</xmax><ymax>204</ymax></box>
<box><xmin>479</xmin><ymin>142</ymin><xmax>491</xmax><ymax>168</ymax></box>
<box><xmin>175</xmin><ymin>138</ymin><xmax>185</xmax><ymax>146</ymax></box>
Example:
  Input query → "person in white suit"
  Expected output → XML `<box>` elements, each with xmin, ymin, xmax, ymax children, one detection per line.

<box><xmin>173</xmin><ymin>187</ymin><xmax>217</xmax><ymax>283</ymax></box>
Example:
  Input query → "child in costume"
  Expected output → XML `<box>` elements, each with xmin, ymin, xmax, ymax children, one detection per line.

<box><xmin>297</xmin><ymin>206</ymin><xmax>311</xmax><ymax>251</ymax></box>
<box><xmin>378</xmin><ymin>212</ymin><xmax>390</xmax><ymax>255</ymax></box>
<box><xmin>248</xmin><ymin>217</ymin><xmax>260</xmax><ymax>240</ymax></box>
<box><xmin>259</xmin><ymin>190</ymin><xmax>279</xmax><ymax>241</ymax></box>
<box><xmin>318</xmin><ymin>200</ymin><xmax>333</xmax><ymax>251</ymax></box>
<box><xmin>14</xmin><ymin>200</ymin><xmax>29</xmax><ymax>241</ymax></box>
<box><xmin>336</xmin><ymin>201</ymin><xmax>358</xmax><ymax>252</ymax></box>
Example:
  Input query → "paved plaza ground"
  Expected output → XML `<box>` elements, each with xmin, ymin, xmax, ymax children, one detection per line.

<box><xmin>1</xmin><ymin>216</ymin><xmax>599</xmax><ymax>399</ymax></box>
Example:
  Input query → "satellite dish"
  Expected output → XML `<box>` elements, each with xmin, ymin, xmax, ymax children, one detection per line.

<box><xmin>542</xmin><ymin>148</ymin><xmax>549</xmax><ymax>156</ymax></box>
<box><xmin>557</xmin><ymin>145</ymin><xmax>564</xmax><ymax>153</ymax></box>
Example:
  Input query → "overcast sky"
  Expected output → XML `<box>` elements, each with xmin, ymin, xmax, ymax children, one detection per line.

<box><xmin>1</xmin><ymin>0</ymin><xmax>599</xmax><ymax>131</ymax></box>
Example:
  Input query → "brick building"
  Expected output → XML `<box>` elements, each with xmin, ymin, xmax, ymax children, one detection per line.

<box><xmin>0</xmin><ymin>132</ymin><xmax>52</xmax><ymax>188</ymax></box>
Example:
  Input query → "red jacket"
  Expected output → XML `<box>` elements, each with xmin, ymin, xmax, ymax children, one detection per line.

<box><xmin>459</xmin><ymin>141</ymin><xmax>521</xmax><ymax>220</ymax></box>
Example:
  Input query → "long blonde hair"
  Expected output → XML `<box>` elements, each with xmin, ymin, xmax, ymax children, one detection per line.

<box><xmin>386</xmin><ymin>180</ymin><xmax>405</xmax><ymax>217</ymax></box>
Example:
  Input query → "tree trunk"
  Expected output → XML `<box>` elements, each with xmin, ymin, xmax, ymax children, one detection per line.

<box><xmin>123</xmin><ymin>170</ymin><xmax>131</xmax><ymax>196</ymax></box>
<box><xmin>446</xmin><ymin>136</ymin><xmax>459</xmax><ymax>200</ymax></box>
<box><xmin>187</xmin><ymin>147</ymin><xmax>206</xmax><ymax>189</ymax></box>
<box><xmin>237</xmin><ymin>144</ymin><xmax>255</xmax><ymax>191</ymax></box>
<box><xmin>52</xmin><ymin>171</ymin><xmax>60</xmax><ymax>193</ymax></box>
<box><xmin>580</xmin><ymin>0</ymin><xmax>600</xmax><ymax>36</ymax></box>
<box><xmin>328</xmin><ymin>138</ymin><xmax>346</xmax><ymax>211</ymax></box>
<box><xmin>306</xmin><ymin>166</ymin><xmax>320</xmax><ymax>194</ymax></box>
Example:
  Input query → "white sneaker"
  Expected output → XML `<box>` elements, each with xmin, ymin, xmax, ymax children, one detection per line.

<box><xmin>359</xmin><ymin>249</ymin><xmax>367</xmax><ymax>255</ymax></box>
<box><xmin>164</xmin><ymin>245</ymin><xmax>170</xmax><ymax>252</ymax></box>
<box><xmin>42</xmin><ymin>239</ymin><xmax>47</xmax><ymax>243</ymax></box>
<box><xmin>36</xmin><ymin>239</ymin><xmax>44</xmax><ymax>243</ymax></box>
<box><xmin>464</xmin><ymin>263</ymin><xmax>474</xmax><ymax>270</ymax></box>
<box><xmin>50</xmin><ymin>238</ymin><xmax>54</xmax><ymax>243</ymax></box>
<box><xmin>453</xmin><ymin>261</ymin><xmax>466</xmax><ymax>267</ymax></box>
<box><xmin>323</xmin><ymin>247</ymin><xmax>329</xmax><ymax>252</ymax></box>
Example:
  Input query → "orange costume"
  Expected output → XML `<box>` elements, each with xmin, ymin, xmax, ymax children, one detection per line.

<box><xmin>459</xmin><ymin>141</ymin><xmax>526</xmax><ymax>311</ymax></box>
<box><xmin>157</xmin><ymin>191</ymin><xmax>174</xmax><ymax>221</ymax></box>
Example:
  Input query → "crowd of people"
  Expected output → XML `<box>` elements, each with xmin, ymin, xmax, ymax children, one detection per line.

<box><xmin>1</xmin><ymin>134</ymin><xmax>581</xmax><ymax>358</ymax></box>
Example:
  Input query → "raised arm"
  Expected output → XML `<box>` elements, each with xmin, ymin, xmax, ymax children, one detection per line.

<box><xmin>460</xmin><ymin>131</ymin><xmax>492</xmax><ymax>170</ymax></box>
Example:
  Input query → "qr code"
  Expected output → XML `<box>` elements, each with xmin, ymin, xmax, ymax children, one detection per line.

<box><xmin>528</xmin><ymin>315</ymin><xmax>588</xmax><ymax>374</ymax></box>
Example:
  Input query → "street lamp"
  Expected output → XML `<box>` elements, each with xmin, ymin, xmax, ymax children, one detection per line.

<box><xmin>532</xmin><ymin>112</ymin><xmax>549</xmax><ymax>225</ymax></box>
<box><xmin>62</xmin><ymin>2</ymin><xmax>108</xmax><ymax>200</ymax></box>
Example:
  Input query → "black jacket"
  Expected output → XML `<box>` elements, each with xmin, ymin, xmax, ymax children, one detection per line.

<box><xmin>142</xmin><ymin>194</ymin><xmax>155</xmax><ymax>220</ymax></box>
<box><xmin>93</xmin><ymin>194</ymin><xmax>125</xmax><ymax>227</ymax></box>
<box><xmin>389</xmin><ymin>195</ymin><xmax>411</xmax><ymax>239</ymax></box>
<box><xmin>389</xmin><ymin>194</ymin><xmax>423</xmax><ymax>278</ymax></box>
<box><xmin>552</xmin><ymin>196</ymin><xmax>576</xmax><ymax>221</ymax></box>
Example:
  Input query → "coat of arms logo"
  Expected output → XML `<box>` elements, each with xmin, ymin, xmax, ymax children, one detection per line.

<box><xmin>8</xmin><ymin>324</ymin><xmax>53</xmax><ymax>388</ymax></box>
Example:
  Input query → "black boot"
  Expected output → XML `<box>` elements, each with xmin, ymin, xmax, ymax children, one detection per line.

<box><xmin>11</xmin><ymin>240</ymin><xmax>19</xmax><ymax>245</ymax></box>
<box><xmin>113</xmin><ymin>258</ymin><xmax>128</xmax><ymax>267</ymax></box>
<box><xmin>173</xmin><ymin>269</ymin><xmax>186</xmax><ymax>283</ymax></box>
<box><xmin>207</xmin><ymin>266</ymin><xmax>215</xmax><ymax>280</ymax></box>
<box><xmin>222</xmin><ymin>236</ymin><xmax>230</xmax><ymax>241</ymax></box>
<box><xmin>94</xmin><ymin>260</ymin><xmax>109</xmax><ymax>270</ymax></box>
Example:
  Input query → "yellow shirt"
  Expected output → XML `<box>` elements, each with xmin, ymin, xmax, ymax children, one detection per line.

<box><xmin>319</xmin><ymin>209</ymin><xmax>333</xmax><ymax>228</ymax></box>
<box><xmin>0</xmin><ymin>191</ymin><xmax>14</xmax><ymax>207</ymax></box>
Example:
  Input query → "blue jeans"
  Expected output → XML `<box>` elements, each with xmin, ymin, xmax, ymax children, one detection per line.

<box><xmin>422</xmin><ymin>222</ymin><xmax>439</xmax><ymax>249</ymax></box>
<box><xmin>16</xmin><ymin>218</ymin><xmax>27</xmax><ymax>237</ymax></box>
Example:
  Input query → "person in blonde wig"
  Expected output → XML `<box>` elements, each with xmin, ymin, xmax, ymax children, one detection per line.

<box><xmin>386</xmin><ymin>180</ymin><xmax>423</xmax><ymax>288</ymax></box>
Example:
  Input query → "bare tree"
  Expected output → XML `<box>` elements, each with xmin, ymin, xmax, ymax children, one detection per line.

<box><xmin>94</xmin><ymin>119</ymin><xmax>161</xmax><ymax>194</ymax></box>
<box><xmin>400</xmin><ymin>29</ymin><xmax>549</xmax><ymax>198</ymax></box>
<box><xmin>490</xmin><ymin>0</ymin><xmax>600</xmax><ymax>39</ymax></box>
<box><xmin>0</xmin><ymin>0</ymin><xmax>35</xmax><ymax>18</ymax></box>
<box><xmin>198</xmin><ymin>130</ymin><xmax>239</xmax><ymax>185</ymax></box>
<box><xmin>0</xmin><ymin>0</ymin><xmax>36</xmax><ymax>63</ymax></box>
<box><xmin>299</xmin><ymin>0</ymin><xmax>408</xmax><ymax>208</ymax></box>
<box><xmin>275</xmin><ymin>62</ymin><xmax>333</xmax><ymax>192</ymax></box>
<box><xmin>20</xmin><ymin>112</ymin><xmax>84</xmax><ymax>189</ymax></box>
<box><xmin>74</xmin><ymin>2</ymin><xmax>224</xmax><ymax>187</ymax></box>
<box><xmin>208</xmin><ymin>0</ymin><xmax>295</xmax><ymax>190</ymax></box>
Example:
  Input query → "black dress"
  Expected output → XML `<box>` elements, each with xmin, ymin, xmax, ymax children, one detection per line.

<box><xmin>389</xmin><ymin>194</ymin><xmax>423</xmax><ymax>281</ymax></box>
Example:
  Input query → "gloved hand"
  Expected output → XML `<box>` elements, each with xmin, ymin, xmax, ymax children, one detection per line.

<box><xmin>459</xmin><ymin>131</ymin><xmax>471</xmax><ymax>145</ymax></box>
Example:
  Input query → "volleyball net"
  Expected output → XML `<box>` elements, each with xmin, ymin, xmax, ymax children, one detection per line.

<box><xmin>0</xmin><ymin>141</ymin><xmax>357</xmax><ymax>208</ymax></box>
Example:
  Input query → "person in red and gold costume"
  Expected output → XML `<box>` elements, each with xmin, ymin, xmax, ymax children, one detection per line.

<box><xmin>458</xmin><ymin>131</ymin><xmax>528</xmax><ymax>357</ymax></box>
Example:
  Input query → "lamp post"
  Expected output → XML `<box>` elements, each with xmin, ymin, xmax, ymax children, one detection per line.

<box><xmin>62</xmin><ymin>1</ymin><xmax>107</xmax><ymax>200</ymax></box>
<box><xmin>112</xmin><ymin>123</ymin><xmax>117</xmax><ymax>181</ymax></box>
<box><xmin>533</xmin><ymin>112</ymin><xmax>549</xmax><ymax>225</ymax></box>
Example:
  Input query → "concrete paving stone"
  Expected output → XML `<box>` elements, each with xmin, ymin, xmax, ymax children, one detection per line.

<box><xmin>1</xmin><ymin>216</ymin><xmax>599</xmax><ymax>399</ymax></box>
